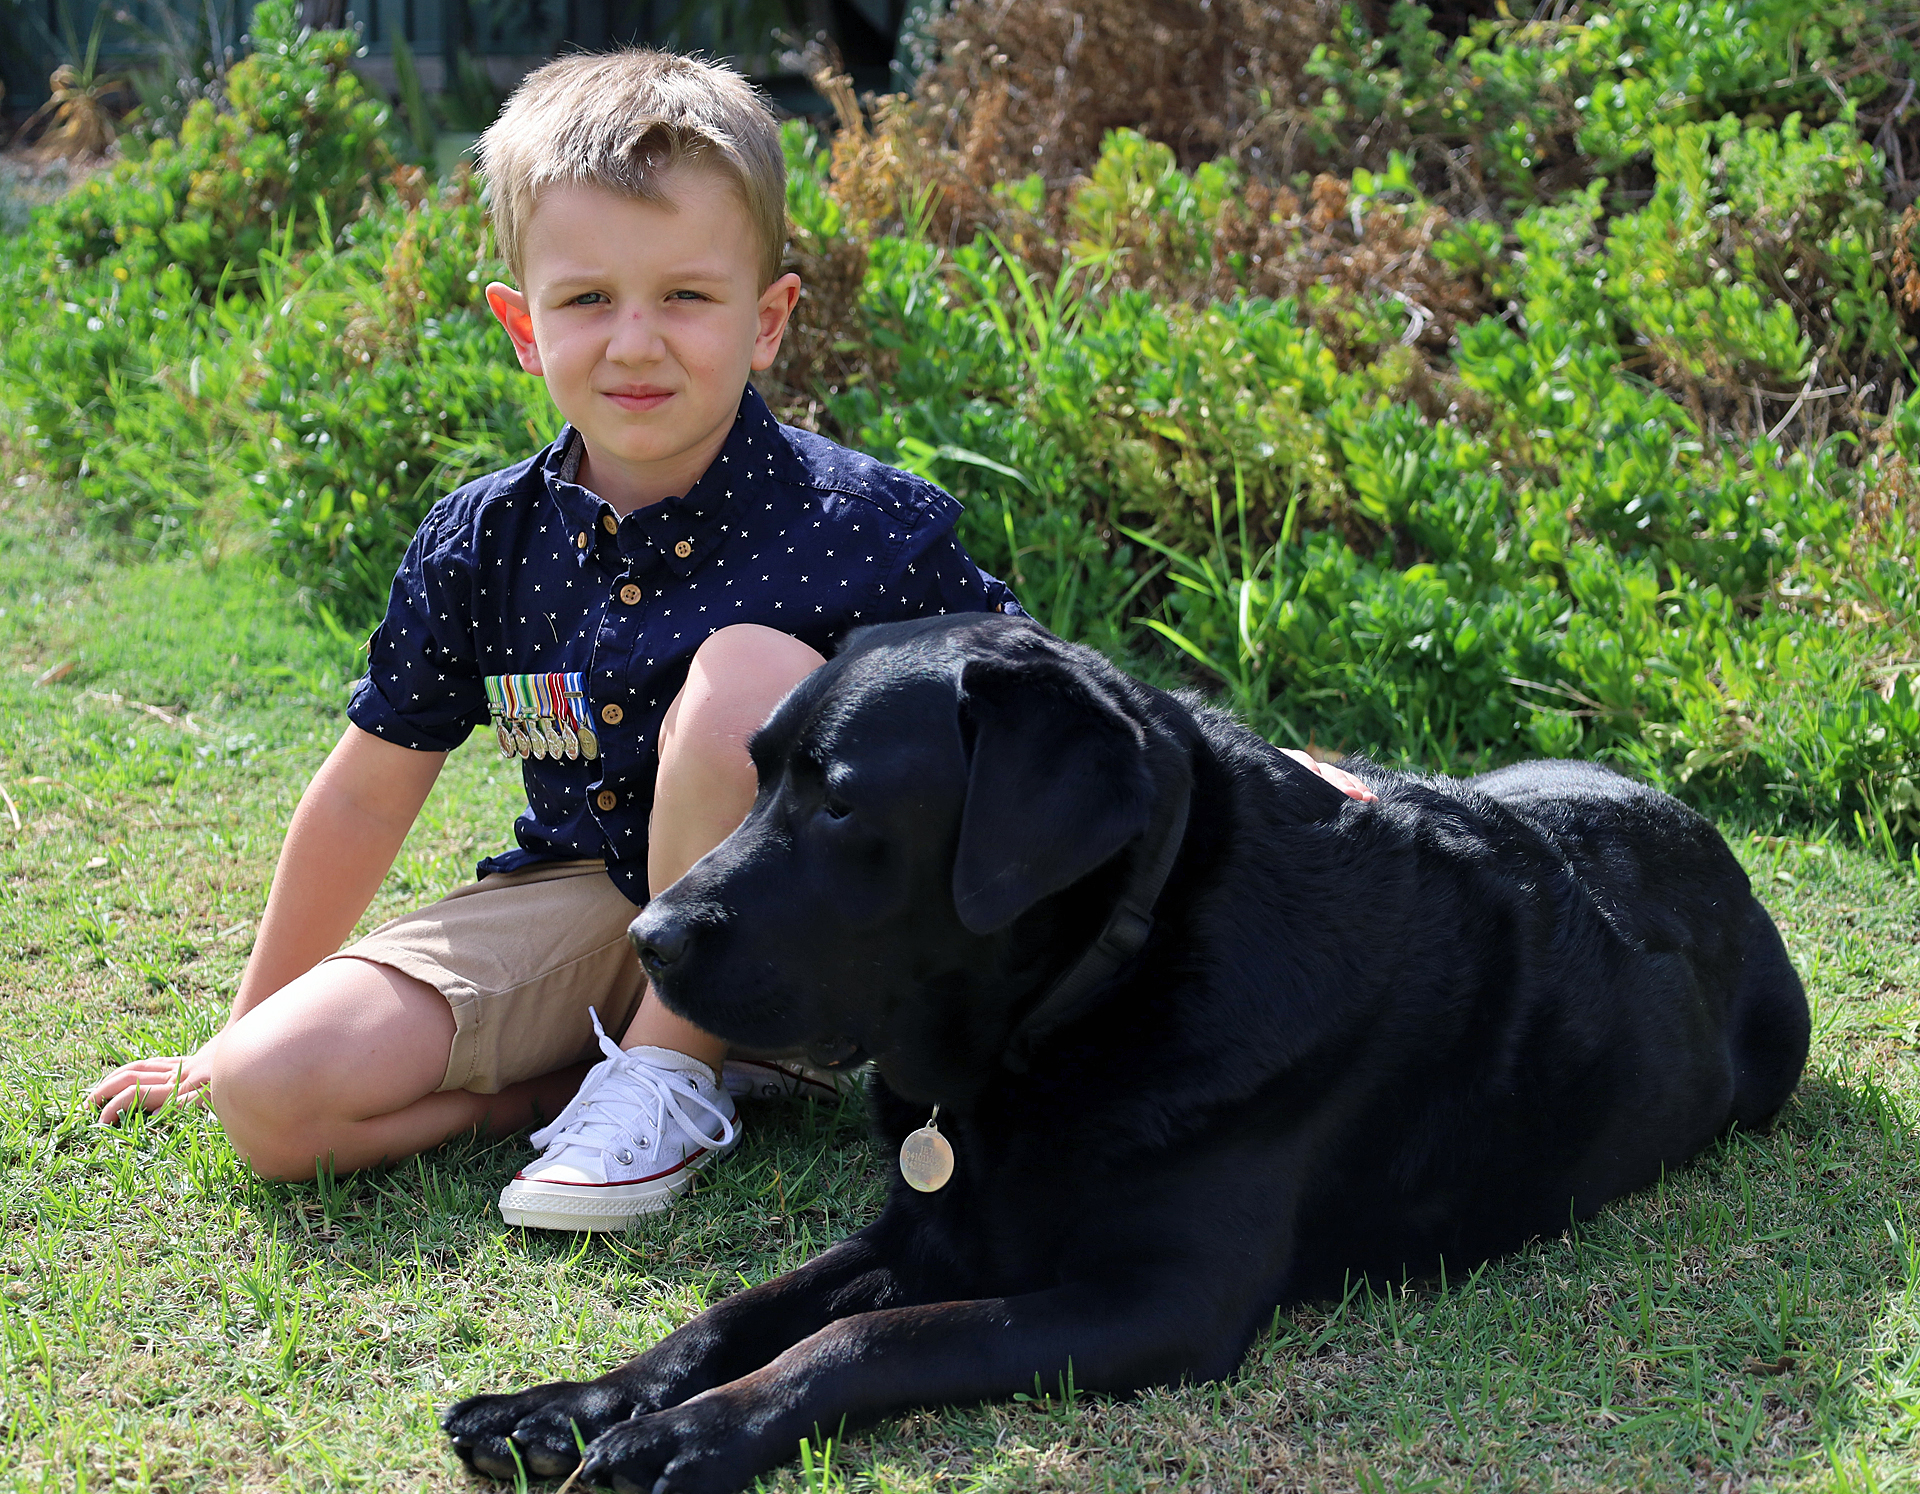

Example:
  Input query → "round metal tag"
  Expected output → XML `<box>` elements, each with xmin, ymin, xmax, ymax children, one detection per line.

<box><xmin>899</xmin><ymin>1124</ymin><xmax>954</xmax><ymax>1192</ymax></box>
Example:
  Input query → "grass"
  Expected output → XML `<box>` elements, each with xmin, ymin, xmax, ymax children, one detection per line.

<box><xmin>0</xmin><ymin>483</ymin><xmax>1917</xmax><ymax>1493</ymax></box>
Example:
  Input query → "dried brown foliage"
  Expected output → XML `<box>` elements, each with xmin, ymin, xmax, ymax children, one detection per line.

<box><xmin>793</xmin><ymin>0</ymin><xmax>1342</xmax><ymax>249</ymax></box>
<box><xmin>19</xmin><ymin>62</ymin><xmax>130</xmax><ymax>161</ymax></box>
<box><xmin>761</xmin><ymin>0</ymin><xmax>1495</xmax><ymax>405</ymax></box>
<box><xmin>1861</xmin><ymin>449</ymin><xmax>1920</xmax><ymax>545</ymax></box>
<box><xmin>911</xmin><ymin>0</ymin><xmax>1337</xmax><ymax>185</ymax></box>
<box><xmin>762</xmin><ymin>74</ymin><xmax>886</xmax><ymax>414</ymax></box>
<box><xmin>1894</xmin><ymin>203</ymin><xmax>1920</xmax><ymax>315</ymax></box>
<box><xmin>1104</xmin><ymin>173</ymin><xmax>1490</xmax><ymax>367</ymax></box>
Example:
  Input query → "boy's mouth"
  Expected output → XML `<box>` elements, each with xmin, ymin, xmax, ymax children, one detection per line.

<box><xmin>602</xmin><ymin>385</ymin><xmax>674</xmax><ymax>412</ymax></box>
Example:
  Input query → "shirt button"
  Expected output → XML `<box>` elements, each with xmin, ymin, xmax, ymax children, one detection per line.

<box><xmin>601</xmin><ymin>514</ymin><xmax>619</xmax><ymax>535</ymax></box>
<box><xmin>575</xmin><ymin>532</ymin><xmax>588</xmax><ymax>550</ymax></box>
<box><xmin>596</xmin><ymin>789</ymin><xmax>618</xmax><ymax>812</ymax></box>
<box><xmin>601</xmin><ymin>702</ymin><xmax>625</xmax><ymax>726</ymax></box>
<box><xmin>619</xmin><ymin>583</ymin><xmax>643</xmax><ymax>605</ymax></box>
<box><xmin>673</xmin><ymin>539</ymin><xmax>693</xmax><ymax>559</ymax></box>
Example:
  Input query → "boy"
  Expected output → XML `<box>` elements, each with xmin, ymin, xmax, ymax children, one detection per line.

<box><xmin>90</xmin><ymin>49</ymin><xmax>1367</xmax><ymax>1231</ymax></box>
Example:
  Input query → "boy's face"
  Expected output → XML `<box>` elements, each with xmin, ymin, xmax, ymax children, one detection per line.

<box><xmin>486</xmin><ymin>169</ymin><xmax>799</xmax><ymax>512</ymax></box>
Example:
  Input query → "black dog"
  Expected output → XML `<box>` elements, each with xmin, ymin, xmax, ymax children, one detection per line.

<box><xmin>446</xmin><ymin>612</ymin><xmax>1810</xmax><ymax>1493</ymax></box>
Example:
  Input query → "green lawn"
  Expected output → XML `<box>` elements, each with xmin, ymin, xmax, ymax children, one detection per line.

<box><xmin>1</xmin><ymin>490</ymin><xmax>1916</xmax><ymax>1493</ymax></box>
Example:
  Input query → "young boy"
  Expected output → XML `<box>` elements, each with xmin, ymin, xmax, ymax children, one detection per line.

<box><xmin>90</xmin><ymin>49</ymin><xmax>1367</xmax><ymax>1231</ymax></box>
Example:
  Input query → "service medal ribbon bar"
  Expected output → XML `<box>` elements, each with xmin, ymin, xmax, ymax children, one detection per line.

<box><xmin>484</xmin><ymin>673</ymin><xmax>598</xmax><ymax>761</ymax></box>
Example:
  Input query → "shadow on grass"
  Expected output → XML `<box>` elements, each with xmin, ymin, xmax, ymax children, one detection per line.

<box><xmin>217</xmin><ymin>1059</ymin><xmax>1920</xmax><ymax>1492</ymax></box>
<box><xmin>242</xmin><ymin>1087</ymin><xmax>888</xmax><ymax>1286</ymax></box>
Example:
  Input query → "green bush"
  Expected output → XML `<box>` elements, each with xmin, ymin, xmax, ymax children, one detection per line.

<box><xmin>24</xmin><ymin>0</ymin><xmax>392</xmax><ymax>297</ymax></box>
<box><xmin>0</xmin><ymin>2</ymin><xmax>1915</xmax><ymax>851</ymax></box>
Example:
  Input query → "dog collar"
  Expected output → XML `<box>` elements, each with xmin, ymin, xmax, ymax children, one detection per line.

<box><xmin>1001</xmin><ymin>745</ymin><xmax>1193</xmax><ymax>1072</ymax></box>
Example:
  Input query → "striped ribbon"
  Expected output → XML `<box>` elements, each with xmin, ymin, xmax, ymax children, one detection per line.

<box><xmin>483</xmin><ymin>672</ymin><xmax>596</xmax><ymax>760</ymax></box>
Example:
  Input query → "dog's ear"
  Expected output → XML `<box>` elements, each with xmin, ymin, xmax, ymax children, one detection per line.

<box><xmin>952</xmin><ymin>655</ymin><xmax>1155</xmax><ymax>935</ymax></box>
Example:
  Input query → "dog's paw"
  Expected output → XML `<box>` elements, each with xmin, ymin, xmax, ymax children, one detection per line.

<box><xmin>575</xmin><ymin>1402</ymin><xmax>753</xmax><ymax>1494</ymax></box>
<box><xmin>442</xmin><ymin>1379</ymin><xmax>636</xmax><ymax>1481</ymax></box>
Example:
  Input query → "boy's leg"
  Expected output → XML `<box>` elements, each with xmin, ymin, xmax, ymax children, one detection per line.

<box><xmin>209</xmin><ymin>958</ymin><xmax>588</xmax><ymax>1181</ymax></box>
<box><xmin>212</xmin><ymin>859</ymin><xmax>644</xmax><ymax>1182</ymax></box>
<box><xmin>499</xmin><ymin>626</ymin><xmax>826</xmax><ymax>1230</ymax></box>
<box><xmin>615</xmin><ymin>624</ymin><xmax>827</xmax><ymax>1061</ymax></box>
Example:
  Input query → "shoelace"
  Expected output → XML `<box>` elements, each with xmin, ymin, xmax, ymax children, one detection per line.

<box><xmin>528</xmin><ymin>1008</ymin><xmax>738</xmax><ymax>1159</ymax></box>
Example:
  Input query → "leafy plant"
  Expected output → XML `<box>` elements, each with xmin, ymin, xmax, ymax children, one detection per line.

<box><xmin>26</xmin><ymin>0</ymin><xmax>392</xmax><ymax>296</ymax></box>
<box><xmin>1</xmin><ymin>0</ymin><xmax>1915</xmax><ymax>851</ymax></box>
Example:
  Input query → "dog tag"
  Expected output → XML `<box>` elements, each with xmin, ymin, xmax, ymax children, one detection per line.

<box><xmin>899</xmin><ymin>1107</ymin><xmax>954</xmax><ymax>1193</ymax></box>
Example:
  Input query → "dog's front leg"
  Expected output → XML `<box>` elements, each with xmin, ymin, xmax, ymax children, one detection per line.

<box><xmin>573</xmin><ymin>1280</ymin><xmax>1234</xmax><ymax>1494</ymax></box>
<box><xmin>444</xmin><ymin>1224</ymin><xmax>916</xmax><ymax>1481</ymax></box>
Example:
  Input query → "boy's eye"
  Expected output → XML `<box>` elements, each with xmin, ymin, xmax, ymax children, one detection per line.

<box><xmin>568</xmin><ymin>291</ymin><xmax>609</xmax><ymax>306</ymax></box>
<box><xmin>668</xmin><ymin>290</ymin><xmax>707</xmax><ymax>302</ymax></box>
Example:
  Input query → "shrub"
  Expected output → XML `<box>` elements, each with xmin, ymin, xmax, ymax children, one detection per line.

<box><xmin>25</xmin><ymin>0</ymin><xmax>393</xmax><ymax>297</ymax></box>
<box><xmin>0</xmin><ymin>0</ymin><xmax>1914</xmax><ymax>848</ymax></box>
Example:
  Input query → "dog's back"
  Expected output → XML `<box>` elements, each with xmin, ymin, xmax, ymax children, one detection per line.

<box><xmin>1466</xmin><ymin>758</ymin><xmax>1809</xmax><ymax>1128</ymax></box>
<box><xmin>1262</xmin><ymin>752</ymin><xmax>1810</xmax><ymax>1292</ymax></box>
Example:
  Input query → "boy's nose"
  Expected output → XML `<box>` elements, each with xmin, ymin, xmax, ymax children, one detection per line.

<box><xmin>605</xmin><ymin>308</ymin><xmax>665</xmax><ymax>364</ymax></box>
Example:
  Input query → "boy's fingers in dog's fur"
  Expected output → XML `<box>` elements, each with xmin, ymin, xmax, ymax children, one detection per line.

<box><xmin>1277</xmin><ymin>749</ymin><xmax>1376</xmax><ymax>802</ymax></box>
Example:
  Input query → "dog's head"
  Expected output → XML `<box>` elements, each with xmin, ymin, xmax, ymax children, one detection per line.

<box><xmin>629</xmin><ymin>613</ymin><xmax>1163</xmax><ymax>1103</ymax></box>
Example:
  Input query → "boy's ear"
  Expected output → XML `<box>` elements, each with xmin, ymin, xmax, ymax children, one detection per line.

<box><xmin>485</xmin><ymin>283</ymin><xmax>544</xmax><ymax>376</ymax></box>
<box><xmin>750</xmin><ymin>272</ymin><xmax>802</xmax><ymax>372</ymax></box>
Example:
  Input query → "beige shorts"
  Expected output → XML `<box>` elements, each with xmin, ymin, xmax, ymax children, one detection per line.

<box><xmin>327</xmin><ymin>859</ymin><xmax>649</xmax><ymax>1095</ymax></box>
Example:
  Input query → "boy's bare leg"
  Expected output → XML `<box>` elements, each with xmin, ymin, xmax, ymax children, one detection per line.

<box><xmin>209</xmin><ymin>958</ymin><xmax>587</xmax><ymax>1180</ymax></box>
<box><xmin>208</xmin><ymin>626</ymin><xmax>820</xmax><ymax>1180</ymax></box>
<box><xmin>616</xmin><ymin>624</ymin><xmax>827</xmax><ymax>1068</ymax></box>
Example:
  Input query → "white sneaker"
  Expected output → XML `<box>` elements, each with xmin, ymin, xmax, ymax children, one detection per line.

<box><xmin>722</xmin><ymin>1057</ymin><xmax>868</xmax><ymax>1103</ymax></box>
<box><xmin>498</xmin><ymin>1010</ymin><xmax>739</xmax><ymax>1232</ymax></box>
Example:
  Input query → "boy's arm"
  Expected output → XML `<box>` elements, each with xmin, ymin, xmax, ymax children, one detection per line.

<box><xmin>90</xmin><ymin>724</ymin><xmax>447</xmax><ymax>1122</ymax></box>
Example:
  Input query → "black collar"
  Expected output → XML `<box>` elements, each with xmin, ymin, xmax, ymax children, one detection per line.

<box><xmin>1001</xmin><ymin>744</ymin><xmax>1193</xmax><ymax>1072</ymax></box>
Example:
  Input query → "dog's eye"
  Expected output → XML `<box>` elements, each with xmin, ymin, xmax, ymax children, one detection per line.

<box><xmin>822</xmin><ymin>793</ymin><xmax>853</xmax><ymax>821</ymax></box>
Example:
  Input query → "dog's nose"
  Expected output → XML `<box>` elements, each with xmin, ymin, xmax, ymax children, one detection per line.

<box><xmin>629</xmin><ymin>915</ymin><xmax>688</xmax><ymax>979</ymax></box>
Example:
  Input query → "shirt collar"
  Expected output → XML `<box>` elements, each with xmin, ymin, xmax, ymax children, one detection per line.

<box><xmin>542</xmin><ymin>384</ymin><xmax>799</xmax><ymax>574</ymax></box>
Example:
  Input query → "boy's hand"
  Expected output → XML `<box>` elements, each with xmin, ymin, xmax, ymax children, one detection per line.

<box><xmin>1279</xmin><ymin>749</ymin><xmax>1377</xmax><ymax>803</ymax></box>
<box><xmin>89</xmin><ymin>1045</ymin><xmax>215</xmax><ymax>1124</ymax></box>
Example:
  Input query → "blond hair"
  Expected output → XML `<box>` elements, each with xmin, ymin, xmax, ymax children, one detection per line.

<box><xmin>477</xmin><ymin>50</ymin><xmax>787</xmax><ymax>288</ymax></box>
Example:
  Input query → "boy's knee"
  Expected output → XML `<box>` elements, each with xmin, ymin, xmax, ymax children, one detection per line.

<box><xmin>208</xmin><ymin>1026</ymin><xmax>345</xmax><ymax>1180</ymax></box>
<box><xmin>690</xmin><ymin>624</ymin><xmax>824</xmax><ymax>696</ymax></box>
<box><xmin>666</xmin><ymin>625</ymin><xmax>825</xmax><ymax>751</ymax></box>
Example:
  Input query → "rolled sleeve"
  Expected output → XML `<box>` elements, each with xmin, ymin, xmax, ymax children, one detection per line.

<box><xmin>885</xmin><ymin>520</ymin><xmax>1027</xmax><ymax>620</ymax></box>
<box><xmin>346</xmin><ymin>509</ymin><xmax>490</xmax><ymax>752</ymax></box>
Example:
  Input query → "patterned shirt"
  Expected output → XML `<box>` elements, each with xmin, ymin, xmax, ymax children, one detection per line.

<box><xmin>347</xmin><ymin>384</ymin><xmax>1023</xmax><ymax>904</ymax></box>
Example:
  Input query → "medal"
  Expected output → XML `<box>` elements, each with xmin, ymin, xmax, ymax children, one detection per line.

<box><xmin>485</xmin><ymin>672</ymin><xmax>598</xmax><ymax>762</ymax></box>
<box><xmin>899</xmin><ymin>1106</ymin><xmax>954</xmax><ymax>1192</ymax></box>
<box><xmin>483</xmin><ymin>678</ymin><xmax>517</xmax><ymax>761</ymax></box>
<box><xmin>539</xmin><ymin>675</ymin><xmax>569</xmax><ymax>758</ymax></box>
<box><xmin>565</xmin><ymin>682</ymin><xmax>599</xmax><ymax>759</ymax></box>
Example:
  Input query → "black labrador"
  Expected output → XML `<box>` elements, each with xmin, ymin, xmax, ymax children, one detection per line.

<box><xmin>445</xmin><ymin>612</ymin><xmax>1810</xmax><ymax>1493</ymax></box>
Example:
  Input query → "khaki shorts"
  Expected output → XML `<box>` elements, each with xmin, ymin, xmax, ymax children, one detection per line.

<box><xmin>326</xmin><ymin>859</ymin><xmax>649</xmax><ymax>1095</ymax></box>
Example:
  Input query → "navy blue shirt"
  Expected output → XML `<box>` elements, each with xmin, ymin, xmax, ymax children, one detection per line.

<box><xmin>348</xmin><ymin>384</ymin><xmax>1023</xmax><ymax>904</ymax></box>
